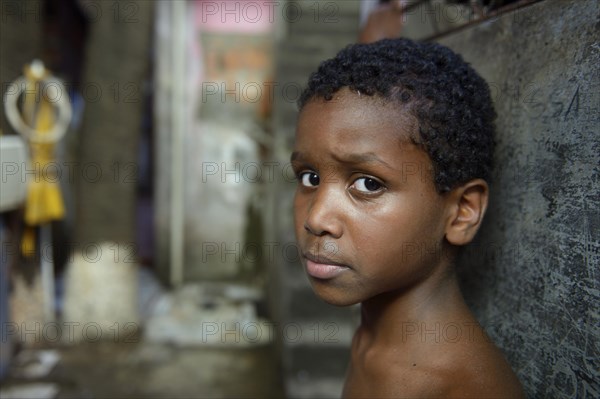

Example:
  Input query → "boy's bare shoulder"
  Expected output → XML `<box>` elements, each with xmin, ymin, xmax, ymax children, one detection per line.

<box><xmin>344</xmin><ymin>332</ymin><xmax>525</xmax><ymax>398</ymax></box>
<box><xmin>426</xmin><ymin>338</ymin><xmax>525</xmax><ymax>398</ymax></box>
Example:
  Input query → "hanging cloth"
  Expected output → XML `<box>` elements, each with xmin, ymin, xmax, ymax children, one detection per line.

<box><xmin>20</xmin><ymin>64</ymin><xmax>66</xmax><ymax>255</ymax></box>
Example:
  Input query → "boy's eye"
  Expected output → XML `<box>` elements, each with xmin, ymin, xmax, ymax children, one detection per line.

<box><xmin>350</xmin><ymin>177</ymin><xmax>383</xmax><ymax>193</ymax></box>
<box><xmin>299</xmin><ymin>171</ymin><xmax>320</xmax><ymax>187</ymax></box>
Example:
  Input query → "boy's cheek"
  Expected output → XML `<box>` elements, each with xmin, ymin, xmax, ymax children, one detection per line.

<box><xmin>292</xmin><ymin>196</ymin><xmax>306</xmax><ymax>233</ymax></box>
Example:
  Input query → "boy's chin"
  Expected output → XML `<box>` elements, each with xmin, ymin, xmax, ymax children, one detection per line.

<box><xmin>310</xmin><ymin>281</ymin><xmax>362</xmax><ymax>307</ymax></box>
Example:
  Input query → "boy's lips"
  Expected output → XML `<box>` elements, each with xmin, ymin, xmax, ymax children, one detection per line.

<box><xmin>303</xmin><ymin>252</ymin><xmax>350</xmax><ymax>280</ymax></box>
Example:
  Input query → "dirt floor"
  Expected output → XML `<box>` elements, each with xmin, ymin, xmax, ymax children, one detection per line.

<box><xmin>1</xmin><ymin>341</ymin><xmax>285</xmax><ymax>399</ymax></box>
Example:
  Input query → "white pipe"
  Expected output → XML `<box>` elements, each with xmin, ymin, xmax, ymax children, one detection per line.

<box><xmin>40</xmin><ymin>224</ymin><xmax>55</xmax><ymax>322</ymax></box>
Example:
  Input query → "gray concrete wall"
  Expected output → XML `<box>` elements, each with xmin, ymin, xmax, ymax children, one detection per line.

<box><xmin>436</xmin><ymin>1</ymin><xmax>599</xmax><ymax>397</ymax></box>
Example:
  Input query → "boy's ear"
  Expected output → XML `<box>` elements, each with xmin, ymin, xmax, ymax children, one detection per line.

<box><xmin>444</xmin><ymin>179</ymin><xmax>489</xmax><ymax>246</ymax></box>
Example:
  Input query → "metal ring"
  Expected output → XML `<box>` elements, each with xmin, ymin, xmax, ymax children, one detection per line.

<box><xmin>3</xmin><ymin>76</ymin><xmax>72</xmax><ymax>143</ymax></box>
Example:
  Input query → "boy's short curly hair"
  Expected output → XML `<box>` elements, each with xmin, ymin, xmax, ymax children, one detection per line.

<box><xmin>298</xmin><ymin>38</ymin><xmax>496</xmax><ymax>193</ymax></box>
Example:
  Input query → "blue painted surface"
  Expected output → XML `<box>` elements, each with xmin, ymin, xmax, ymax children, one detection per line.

<box><xmin>0</xmin><ymin>217</ymin><xmax>12</xmax><ymax>380</ymax></box>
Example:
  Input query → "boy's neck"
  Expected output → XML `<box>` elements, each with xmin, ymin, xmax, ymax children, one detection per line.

<box><xmin>358</xmin><ymin>269</ymin><xmax>474</xmax><ymax>346</ymax></box>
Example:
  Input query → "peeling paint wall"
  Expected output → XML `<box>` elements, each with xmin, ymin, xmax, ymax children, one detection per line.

<box><xmin>436</xmin><ymin>1</ymin><xmax>599</xmax><ymax>397</ymax></box>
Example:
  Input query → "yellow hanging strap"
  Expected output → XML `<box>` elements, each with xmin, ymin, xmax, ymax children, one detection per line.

<box><xmin>21</xmin><ymin>64</ymin><xmax>66</xmax><ymax>257</ymax></box>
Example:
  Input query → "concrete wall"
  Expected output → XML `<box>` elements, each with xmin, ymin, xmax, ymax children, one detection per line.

<box><xmin>436</xmin><ymin>1</ymin><xmax>599</xmax><ymax>397</ymax></box>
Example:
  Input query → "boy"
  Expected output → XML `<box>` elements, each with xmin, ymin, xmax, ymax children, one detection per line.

<box><xmin>291</xmin><ymin>39</ymin><xmax>525</xmax><ymax>398</ymax></box>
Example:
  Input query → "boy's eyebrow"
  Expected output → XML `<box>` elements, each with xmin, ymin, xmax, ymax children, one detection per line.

<box><xmin>332</xmin><ymin>152</ymin><xmax>395</xmax><ymax>170</ymax></box>
<box><xmin>290</xmin><ymin>151</ymin><xmax>395</xmax><ymax>170</ymax></box>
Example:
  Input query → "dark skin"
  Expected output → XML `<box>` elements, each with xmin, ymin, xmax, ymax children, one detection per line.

<box><xmin>292</xmin><ymin>88</ymin><xmax>524</xmax><ymax>398</ymax></box>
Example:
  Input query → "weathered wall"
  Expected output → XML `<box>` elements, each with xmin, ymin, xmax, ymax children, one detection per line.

<box><xmin>436</xmin><ymin>1</ymin><xmax>599</xmax><ymax>397</ymax></box>
<box><xmin>76</xmin><ymin>0</ymin><xmax>153</xmax><ymax>245</ymax></box>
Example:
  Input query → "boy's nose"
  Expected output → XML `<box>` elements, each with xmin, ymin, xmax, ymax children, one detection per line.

<box><xmin>303</xmin><ymin>187</ymin><xmax>343</xmax><ymax>238</ymax></box>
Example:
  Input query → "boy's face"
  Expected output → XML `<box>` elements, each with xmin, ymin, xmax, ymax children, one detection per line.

<box><xmin>292</xmin><ymin>88</ymin><xmax>453</xmax><ymax>306</ymax></box>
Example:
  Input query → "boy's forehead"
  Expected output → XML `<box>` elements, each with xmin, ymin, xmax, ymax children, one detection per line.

<box><xmin>298</xmin><ymin>88</ymin><xmax>418</xmax><ymax>143</ymax></box>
